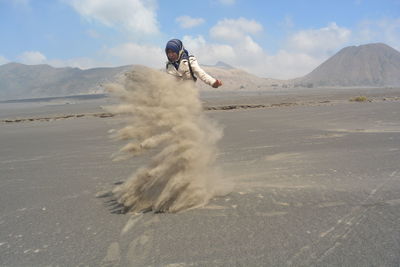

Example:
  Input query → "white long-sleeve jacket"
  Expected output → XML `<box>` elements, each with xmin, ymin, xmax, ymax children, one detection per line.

<box><xmin>166</xmin><ymin>56</ymin><xmax>216</xmax><ymax>87</ymax></box>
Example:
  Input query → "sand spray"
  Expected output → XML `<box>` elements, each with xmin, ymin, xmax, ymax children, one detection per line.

<box><xmin>106</xmin><ymin>66</ymin><xmax>228</xmax><ymax>213</ymax></box>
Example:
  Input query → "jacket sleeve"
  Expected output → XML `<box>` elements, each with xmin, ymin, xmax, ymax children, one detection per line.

<box><xmin>166</xmin><ymin>62</ymin><xmax>178</xmax><ymax>76</ymax></box>
<box><xmin>189</xmin><ymin>57</ymin><xmax>216</xmax><ymax>87</ymax></box>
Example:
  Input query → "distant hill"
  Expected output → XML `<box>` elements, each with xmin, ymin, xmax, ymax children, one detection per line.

<box><xmin>0</xmin><ymin>63</ymin><xmax>133</xmax><ymax>100</ymax></box>
<box><xmin>0</xmin><ymin>62</ymin><xmax>281</xmax><ymax>101</ymax></box>
<box><xmin>294</xmin><ymin>43</ymin><xmax>400</xmax><ymax>87</ymax></box>
<box><xmin>3</xmin><ymin>42</ymin><xmax>397</xmax><ymax>101</ymax></box>
<box><xmin>198</xmin><ymin>64</ymin><xmax>282</xmax><ymax>91</ymax></box>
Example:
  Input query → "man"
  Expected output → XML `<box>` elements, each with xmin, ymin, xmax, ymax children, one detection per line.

<box><xmin>165</xmin><ymin>39</ymin><xmax>223</xmax><ymax>88</ymax></box>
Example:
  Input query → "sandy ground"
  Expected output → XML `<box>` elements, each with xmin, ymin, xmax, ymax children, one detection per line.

<box><xmin>0</xmin><ymin>88</ymin><xmax>400</xmax><ymax>266</ymax></box>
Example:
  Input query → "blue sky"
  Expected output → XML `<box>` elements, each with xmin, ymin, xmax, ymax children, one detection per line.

<box><xmin>1</xmin><ymin>0</ymin><xmax>399</xmax><ymax>79</ymax></box>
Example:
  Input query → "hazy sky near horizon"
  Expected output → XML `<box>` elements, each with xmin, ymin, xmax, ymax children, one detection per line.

<box><xmin>1</xmin><ymin>0</ymin><xmax>399</xmax><ymax>79</ymax></box>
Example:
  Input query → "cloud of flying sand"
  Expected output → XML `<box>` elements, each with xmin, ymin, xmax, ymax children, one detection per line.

<box><xmin>107</xmin><ymin>66</ymin><xmax>225</xmax><ymax>213</ymax></box>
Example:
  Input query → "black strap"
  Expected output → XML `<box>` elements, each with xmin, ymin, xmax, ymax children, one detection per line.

<box><xmin>187</xmin><ymin>56</ymin><xmax>197</xmax><ymax>82</ymax></box>
<box><xmin>166</xmin><ymin>57</ymin><xmax>197</xmax><ymax>82</ymax></box>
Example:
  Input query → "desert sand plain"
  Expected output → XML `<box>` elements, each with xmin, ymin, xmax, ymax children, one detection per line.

<box><xmin>1</xmin><ymin>87</ymin><xmax>400</xmax><ymax>266</ymax></box>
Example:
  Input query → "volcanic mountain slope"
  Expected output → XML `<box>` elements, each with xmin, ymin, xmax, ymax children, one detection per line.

<box><xmin>1</xmin><ymin>42</ymin><xmax>399</xmax><ymax>101</ymax></box>
<box><xmin>294</xmin><ymin>43</ymin><xmax>400</xmax><ymax>87</ymax></box>
<box><xmin>197</xmin><ymin>64</ymin><xmax>283</xmax><ymax>91</ymax></box>
<box><xmin>0</xmin><ymin>62</ymin><xmax>282</xmax><ymax>100</ymax></box>
<box><xmin>0</xmin><ymin>63</ymin><xmax>133</xmax><ymax>100</ymax></box>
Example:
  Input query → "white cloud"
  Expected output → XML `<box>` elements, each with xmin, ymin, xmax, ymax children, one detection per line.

<box><xmin>210</xmin><ymin>17</ymin><xmax>263</xmax><ymax>43</ymax></box>
<box><xmin>13</xmin><ymin>43</ymin><xmax>164</xmax><ymax>70</ymax></box>
<box><xmin>86</xmin><ymin>29</ymin><xmax>100</xmax><ymax>38</ymax></box>
<box><xmin>15</xmin><ymin>53</ymin><xmax>116</xmax><ymax>70</ymax></box>
<box><xmin>176</xmin><ymin>15</ymin><xmax>205</xmax><ymax>29</ymax></box>
<box><xmin>355</xmin><ymin>18</ymin><xmax>400</xmax><ymax>50</ymax></box>
<box><xmin>52</xmin><ymin>21</ymin><xmax>349</xmax><ymax>79</ymax></box>
<box><xmin>182</xmin><ymin>35</ymin><xmax>236</xmax><ymax>64</ymax></box>
<box><xmin>15</xmin><ymin>51</ymin><xmax>101</xmax><ymax>69</ymax></box>
<box><xmin>66</xmin><ymin>0</ymin><xmax>159</xmax><ymax>35</ymax></box>
<box><xmin>191</xmin><ymin>18</ymin><xmax>271</xmax><ymax>76</ymax></box>
<box><xmin>287</xmin><ymin>22</ymin><xmax>351</xmax><ymax>56</ymax></box>
<box><xmin>182</xmin><ymin>22</ymin><xmax>349</xmax><ymax>79</ymax></box>
<box><xmin>240</xmin><ymin>36</ymin><xmax>263</xmax><ymax>53</ymax></box>
<box><xmin>217</xmin><ymin>0</ymin><xmax>235</xmax><ymax>5</ymax></box>
<box><xmin>13</xmin><ymin>19</ymin><xmax>375</xmax><ymax>80</ymax></box>
<box><xmin>17</xmin><ymin>51</ymin><xmax>47</xmax><ymax>65</ymax></box>
<box><xmin>104</xmin><ymin>42</ymin><xmax>165</xmax><ymax>68</ymax></box>
<box><xmin>0</xmin><ymin>55</ymin><xmax>9</xmax><ymax>65</ymax></box>
<box><xmin>263</xmin><ymin>23</ymin><xmax>353</xmax><ymax>78</ymax></box>
<box><xmin>262</xmin><ymin>50</ymin><xmax>321</xmax><ymax>79</ymax></box>
<box><xmin>183</xmin><ymin>34</ymin><xmax>267</xmax><ymax>73</ymax></box>
<box><xmin>47</xmin><ymin>57</ymin><xmax>108</xmax><ymax>70</ymax></box>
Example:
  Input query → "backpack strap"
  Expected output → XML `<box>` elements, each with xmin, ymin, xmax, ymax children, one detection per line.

<box><xmin>166</xmin><ymin>57</ymin><xmax>197</xmax><ymax>82</ymax></box>
<box><xmin>187</xmin><ymin>56</ymin><xmax>197</xmax><ymax>82</ymax></box>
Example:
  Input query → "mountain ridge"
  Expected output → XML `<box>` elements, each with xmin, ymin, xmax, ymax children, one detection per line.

<box><xmin>293</xmin><ymin>43</ymin><xmax>400</xmax><ymax>87</ymax></box>
<box><xmin>0</xmin><ymin>61</ymin><xmax>279</xmax><ymax>100</ymax></box>
<box><xmin>1</xmin><ymin>42</ymin><xmax>399</xmax><ymax>100</ymax></box>
<box><xmin>0</xmin><ymin>63</ymin><xmax>134</xmax><ymax>100</ymax></box>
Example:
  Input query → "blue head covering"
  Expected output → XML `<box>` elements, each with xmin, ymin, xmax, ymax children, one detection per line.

<box><xmin>165</xmin><ymin>39</ymin><xmax>189</xmax><ymax>69</ymax></box>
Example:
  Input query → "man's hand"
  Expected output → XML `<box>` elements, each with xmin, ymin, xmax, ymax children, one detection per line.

<box><xmin>212</xmin><ymin>79</ymin><xmax>223</xmax><ymax>88</ymax></box>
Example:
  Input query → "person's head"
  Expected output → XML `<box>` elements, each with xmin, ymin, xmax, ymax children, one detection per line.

<box><xmin>165</xmin><ymin>39</ymin><xmax>184</xmax><ymax>62</ymax></box>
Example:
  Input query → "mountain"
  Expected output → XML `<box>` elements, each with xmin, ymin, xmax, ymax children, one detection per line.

<box><xmin>189</xmin><ymin>61</ymin><xmax>283</xmax><ymax>90</ymax></box>
<box><xmin>0</xmin><ymin>62</ymin><xmax>281</xmax><ymax>100</ymax></box>
<box><xmin>198</xmin><ymin>65</ymin><xmax>282</xmax><ymax>90</ymax></box>
<box><xmin>0</xmin><ymin>63</ymin><xmax>133</xmax><ymax>100</ymax></box>
<box><xmin>294</xmin><ymin>43</ymin><xmax>400</xmax><ymax>87</ymax></box>
<box><xmin>3</xmin><ymin>42</ymin><xmax>396</xmax><ymax>101</ymax></box>
<box><xmin>214</xmin><ymin>61</ymin><xmax>234</xmax><ymax>69</ymax></box>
